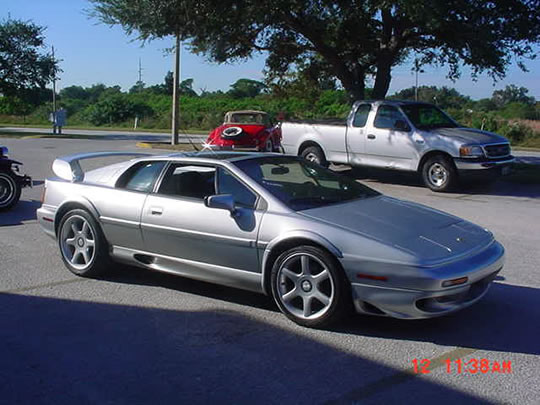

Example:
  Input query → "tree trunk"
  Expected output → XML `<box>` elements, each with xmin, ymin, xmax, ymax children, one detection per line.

<box><xmin>333</xmin><ymin>65</ymin><xmax>366</xmax><ymax>102</ymax></box>
<box><xmin>372</xmin><ymin>58</ymin><xmax>392</xmax><ymax>99</ymax></box>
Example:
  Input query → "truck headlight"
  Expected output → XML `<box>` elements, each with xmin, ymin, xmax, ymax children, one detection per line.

<box><xmin>459</xmin><ymin>145</ymin><xmax>484</xmax><ymax>157</ymax></box>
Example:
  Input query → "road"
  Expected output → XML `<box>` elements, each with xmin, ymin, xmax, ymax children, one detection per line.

<box><xmin>1</xmin><ymin>126</ymin><xmax>207</xmax><ymax>143</ymax></box>
<box><xmin>1</xmin><ymin>137</ymin><xmax>539</xmax><ymax>404</ymax></box>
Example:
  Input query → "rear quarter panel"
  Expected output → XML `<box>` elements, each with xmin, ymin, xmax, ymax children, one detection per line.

<box><xmin>281</xmin><ymin>122</ymin><xmax>348</xmax><ymax>163</ymax></box>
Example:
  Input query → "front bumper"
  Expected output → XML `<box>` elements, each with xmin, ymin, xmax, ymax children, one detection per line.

<box><xmin>454</xmin><ymin>156</ymin><xmax>515</xmax><ymax>171</ymax></box>
<box><xmin>350</xmin><ymin>241</ymin><xmax>505</xmax><ymax>319</ymax></box>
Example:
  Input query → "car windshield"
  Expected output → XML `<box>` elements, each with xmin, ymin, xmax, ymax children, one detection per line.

<box><xmin>400</xmin><ymin>104</ymin><xmax>458</xmax><ymax>130</ymax></box>
<box><xmin>230</xmin><ymin>113</ymin><xmax>269</xmax><ymax>125</ymax></box>
<box><xmin>234</xmin><ymin>157</ymin><xmax>379</xmax><ymax>211</ymax></box>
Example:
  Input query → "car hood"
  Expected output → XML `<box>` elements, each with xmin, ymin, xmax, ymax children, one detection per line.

<box><xmin>299</xmin><ymin>196</ymin><xmax>493</xmax><ymax>265</ymax></box>
<box><xmin>433</xmin><ymin>127</ymin><xmax>508</xmax><ymax>145</ymax></box>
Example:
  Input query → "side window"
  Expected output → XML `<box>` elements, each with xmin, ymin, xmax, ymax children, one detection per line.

<box><xmin>373</xmin><ymin>105</ymin><xmax>406</xmax><ymax>129</ymax></box>
<box><xmin>217</xmin><ymin>168</ymin><xmax>257</xmax><ymax>208</ymax></box>
<box><xmin>117</xmin><ymin>161</ymin><xmax>167</xmax><ymax>192</ymax></box>
<box><xmin>158</xmin><ymin>164</ymin><xmax>216</xmax><ymax>200</ymax></box>
<box><xmin>352</xmin><ymin>104</ymin><xmax>371</xmax><ymax>127</ymax></box>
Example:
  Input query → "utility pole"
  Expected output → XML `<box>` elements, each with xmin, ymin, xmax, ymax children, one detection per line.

<box><xmin>171</xmin><ymin>34</ymin><xmax>180</xmax><ymax>145</ymax></box>
<box><xmin>52</xmin><ymin>46</ymin><xmax>57</xmax><ymax>134</ymax></box>
<box><xmin>414</xmin><ymin>58</ymin><xmax>419</xmax><ymax>102</ymax></box>
<box><xmin>138</xmin><ymin>57</ymin><xmax>143</xmax><ymax>83</ymax></box>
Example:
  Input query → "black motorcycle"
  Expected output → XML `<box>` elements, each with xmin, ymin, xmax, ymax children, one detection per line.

<box><xmin>0</xmin><ymin>146</ymin><xmax>32</xmax><ymax>211</ymax></box>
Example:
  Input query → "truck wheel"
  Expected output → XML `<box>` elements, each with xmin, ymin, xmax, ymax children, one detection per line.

<box><xmin>0</xmin><ymin>171</ymin><xmax>21</xmax><ymax>211</ymax></box>
<box><xmin>301</xmin><ymin>146</ymin><xmax>328</xmax><ymax>168</ymax></box>
<box><xmin>422</xmin><ymin>155</ymin><xmax>457</xmax><ymax>192</ymax></box>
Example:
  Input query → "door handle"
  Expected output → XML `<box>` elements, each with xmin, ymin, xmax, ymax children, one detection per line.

<box><xmin>367</xmin><ymin>134</ymin><xmax>376</xmax><ymax>140</ymax></box>
<box><xmin>150</xmin><ymin>207</ymin><xmax>163</xmax><ymax>215</ymax></box>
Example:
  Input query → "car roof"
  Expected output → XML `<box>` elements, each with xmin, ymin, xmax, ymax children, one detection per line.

<box><xmin>143</xmin><ymin>151</ymin><xmax>285</xmax><ymax>164</ymax></box>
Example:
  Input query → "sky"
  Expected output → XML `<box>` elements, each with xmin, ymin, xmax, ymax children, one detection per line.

<box><xmin>2</xmin><ymin>0</ymin><xmax>539</xmax><ymax>100</ymax></box>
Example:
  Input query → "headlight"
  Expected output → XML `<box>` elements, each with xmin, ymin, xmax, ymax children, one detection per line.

<box><xmin>459</xmin><ymin>145</ymin><xmax>484</xmax><ymax>157</ymax></box>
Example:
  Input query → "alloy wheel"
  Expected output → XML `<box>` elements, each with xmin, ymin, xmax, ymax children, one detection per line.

<box><xmin>276</xmin><ymin>252</ymin><xmax>335</xmax><ymax>320</ymax></box>
<box><xmin>60</xmin><ymin>215</ymin><xmax>96</xmax><ymax>270</ymax></box>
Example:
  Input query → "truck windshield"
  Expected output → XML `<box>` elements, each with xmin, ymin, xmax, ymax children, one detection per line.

<box><xmin>234</xmin><ymin>157</ymin><xmax>379</xmax><ymax>211</ymax></box>
<box><xmin>401</xmin><ymin>104</ymin><xmax>458</xmax><ymax>130</ymax></box>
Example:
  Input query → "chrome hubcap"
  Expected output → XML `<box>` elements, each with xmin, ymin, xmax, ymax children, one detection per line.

<box><xmin>305</xmin><ymin>152</ymin><xmax>320</xmax><ymax>164</ymax></box>
<box><xmin>277</xmin><ymin>253</ymin><xmax>334</xmax><ymax>320</ymax></box>
<box><xmin>60</xmin><ymin>215</ymin><xmax>95</xmax><ymax>270</ymax></box>
<box><xmin>428</xmin><ymin>163</ymin><xmax>448</xmax><ymax>187</ymax></box>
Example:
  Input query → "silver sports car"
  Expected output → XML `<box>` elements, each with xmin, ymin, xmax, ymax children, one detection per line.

<box><xmin>37</xmin><ymin>151</ymin><xmax>504</xmax><ymax>327</ymax></box>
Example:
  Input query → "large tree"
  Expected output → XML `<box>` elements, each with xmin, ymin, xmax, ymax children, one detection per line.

<box><xmin>0</xmin><ymin>18</ymin><xmax>58</xmax><ymax>98</ymax></box>
<box><xmin>91</xmin><ymin>0</ymin><xmax>539</xmax><ymax>100</ymax></box>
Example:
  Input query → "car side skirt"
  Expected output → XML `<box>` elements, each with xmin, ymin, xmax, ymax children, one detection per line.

<box><xmin>110</xmin><ymin>246</ymin><xmax>263</xmax><ymax>293</ymax></box>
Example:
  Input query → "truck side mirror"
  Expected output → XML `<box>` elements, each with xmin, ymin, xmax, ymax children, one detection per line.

<box><xmin>394</xmin><ymin>120</ymin><xmax>411</xmax><ymax>132</ymax></box>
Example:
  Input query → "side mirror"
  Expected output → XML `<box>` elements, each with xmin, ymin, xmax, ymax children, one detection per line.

<box><xmin>204</xmin><ymin>194</ymin><xmax>237</xmax><ymax>216</ymax></box>
<box><xmin>394</xmin><ymin>120</ymin><xmax>411</xmax><ymax>132</ymax></box>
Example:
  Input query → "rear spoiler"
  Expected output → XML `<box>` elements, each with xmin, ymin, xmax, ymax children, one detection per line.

<box><xmin>52</xmin><ymin>151</ymin><xmax>151</xmax><ymax>182</ymax></box>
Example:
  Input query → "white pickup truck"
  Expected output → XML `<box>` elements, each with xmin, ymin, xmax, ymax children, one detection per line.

<box><xmin>281</xmin><ymin>100</ymin><xmax>515</xmax><ymax>191</ymax></box>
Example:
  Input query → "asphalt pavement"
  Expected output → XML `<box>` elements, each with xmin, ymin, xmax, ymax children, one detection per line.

<box><xmin>0</xmin><ymin>137</ymin><xmax>539</xmax><ymax>404</ymax></box>
<box><xmin>1</xmin><ymin>126</ymin><xmax>207</xmax><ymax>143</ymax></box>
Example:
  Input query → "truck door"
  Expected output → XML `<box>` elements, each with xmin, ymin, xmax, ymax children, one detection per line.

<box><xmin>364</xmin><ymin>105</ymin><xmax>416</xmax><ymax>170</ymax></box>
<box><xmin>345</xmin><ymin>103</ymin><xmax>372</xmax><ymax>166</ymax></box>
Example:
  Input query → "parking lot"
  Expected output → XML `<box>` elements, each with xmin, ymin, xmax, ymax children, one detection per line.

<box><xmin>1</xmin><ymin>137</ymin><xmax>539</xmax><ymax>404</ymax></box>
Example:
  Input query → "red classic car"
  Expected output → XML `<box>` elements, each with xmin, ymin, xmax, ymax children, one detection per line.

<box><xmin>204</xmin><ymin>110</ymin><xmax>282</xmax><ymax>152</ymax></box>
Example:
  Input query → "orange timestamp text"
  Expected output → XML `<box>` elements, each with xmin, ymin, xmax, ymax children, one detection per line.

<box><xmin>412</xmin><ymin>358</ymin><xmax>512</xmax><ymax>374</ymax></box>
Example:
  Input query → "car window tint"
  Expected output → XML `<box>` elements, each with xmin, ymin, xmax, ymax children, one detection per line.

<box><xmin>352</xmin><ymin>104</ymin><xmax>371</xmax><ymax>127</ymax></box>
<box><xmin>158</xmin><ymin>164</ymin><xmax>216</xmax><ymax>200</ymax></box>
<box><xmin>119</xmin><ymin>161</ymin><xmax>167</xmax><ymax>192</ymax></box>
<box><xmin>216</xmin><ymin>168</ymin><xmax>257</xmax><ymax>208</ymax></box>
<box><xmin>373</xmin><ymin>105</ymin><xmax>406</xmax><ymax>129</ymax></box>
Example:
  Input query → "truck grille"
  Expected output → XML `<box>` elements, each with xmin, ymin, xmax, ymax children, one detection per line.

<box><xmin>484</xmin><ymin>143</ymin><xmax>510</xmax><ymax>158</ymax></box>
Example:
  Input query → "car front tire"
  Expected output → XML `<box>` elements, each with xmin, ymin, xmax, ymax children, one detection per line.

<box><xmin>58</xmin><ymin>209</ymin><xmax>111</xmax><ymax>277</ymax></box>
<box><xmin>0</xmin><ymin>171</ymin><xmax>21</xmax><ymax>211</ymax></box>
<box><xmin>271</xmin><ymin>245</ymin><xmax>351</xmax><ymax>328</ymax></box>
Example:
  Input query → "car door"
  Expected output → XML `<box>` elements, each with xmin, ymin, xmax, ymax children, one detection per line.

<box><xmin>346</xmin><ymin>103</ymin><xmax>372</xmax><ymax>165</ymax></box>
<box><xmin>93</xmin><ymin>160</ymin><xmax>167</xmax><ymax>250</ymax></box>
<box><xmin>364</xmin><ymin>104</ymin><xmax>416</xmax><ymax>169</ymax></box>
<box><xmin>140</xmin><ymin>162</ymin><xmax>263</xmax><ymax>287</ymax></box>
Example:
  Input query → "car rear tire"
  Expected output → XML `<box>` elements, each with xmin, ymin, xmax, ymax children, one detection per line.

<box><xmin>271</xmin><ymin>245</ymin><xmax>351</xmax><ymax>328</ymax></box>
<box><xmin>422</xmin><ymin>155</ymin><xmax>457</xmax><ymax>192</ymax></box>
<box><xmin>58</xmin><ymin>209</ymin><xmax>111</xmax><ymax>277</ymax></box>
<box><xmin>301</xmin><ymin>146</ymin><xmax>328</xmax><ymax>168</ymax></box>
<box><xmin>262</xmin><ymin>137</ymin><xmax>274</xmax><ymax>152</ymax></box>
<box><xmin>0</xmin><ymin>171</ymin><xmax>21</xmax><ymax>211</ymax></box>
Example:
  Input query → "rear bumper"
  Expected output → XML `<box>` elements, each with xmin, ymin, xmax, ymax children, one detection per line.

<box><xmin>203</xmin><ymin>143</ymin><xmax>260</xmax><ymax>152</ymax></box>
<box><xmin>18</xmin><ymin>174</ymin><xmax>32</xmax><ymax>188</ymax></box>
<box><xmin>37</xmin><ymin>205</ymin><xmax>57</xmax><ymax>239</ymax></box>
<box><xmin>351</xmin><ymin>241</ymin><xmax>505</xmax><ymax>319</ymax></box>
